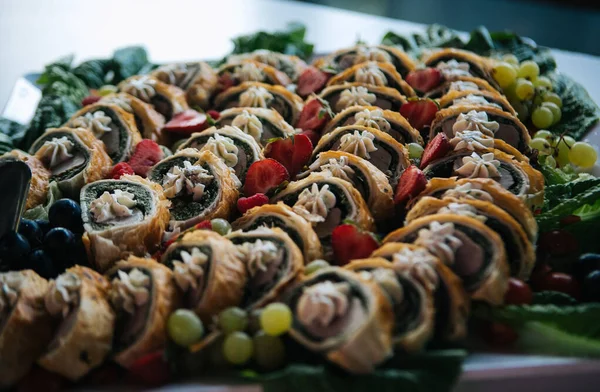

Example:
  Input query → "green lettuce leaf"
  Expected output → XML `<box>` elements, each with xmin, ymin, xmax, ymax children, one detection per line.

<box><xmin>22</xmin><ymin>181</ymin><xmax>62</xmax><ymax>220</ymax></box>
<box><xmin>537</xmin><ymin>183</ymin><xmax>600</xmax><ymax>232</ymax></box>
<box><xmin>543</xmin><ymin>177</ymin><xmax>600</xmax><ymax>210</ymax></box>
<box><xmin>532</xmin><ymin>291</ymin><xmax>578</xmax><ymax>305</ymax></box>
<box><xmin>230</xmin><ymin>23</ymin><xmax>314</xmax><ymax>60</ymax></box>
<box><xmin>73</xmin><ymin>59</ymin><xmax>113</xmax><ymax>89</ymax></box>
<box><xmin>112</xmin><ymin>46</ymin><xmax>149</xmax><ymax>81</ymax></box>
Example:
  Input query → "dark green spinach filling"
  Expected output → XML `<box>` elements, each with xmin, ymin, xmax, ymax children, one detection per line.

<box><xmin>169</xmin><ymin>165</ymin><xmax>219</xmax><ymax>222</ymax></box>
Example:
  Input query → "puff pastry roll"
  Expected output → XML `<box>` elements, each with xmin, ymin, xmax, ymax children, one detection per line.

<box><xmin>81</xmin><ymin>175</ymin><xmax>170</xmax><ymax>272</ymax></box>
<box><xmin>217</xmin><ymin>60</ymin><xmax>291</xmax><ymax>91</ymax></box>
<box><xmin>438</xmin><ymin>89</ymin><xmax>516</xmax><ymax>115</ymax></box>
<box><xmin>1</xmin><ymin>150</ymin><xmax>51</xmax><ymax>210</ymax></box>
<box><xmin>422</xmin><ymin>48</ymin><xmax>498</xmax><ymax>88</ymax></box>
<box><xmin>327</xmin><ymin>62</ymin><xmax>416</xmax><ymax>97</ymax></box>
<box><xmin>425</xmin><ymin>76</ymin><xmax>499</xmax><ymax>99</ymax></box>
<box><xmin>160</xmin><ymin>230</ymin><xmax>246</xmax><ymax>323</ymax></box>
<box><xmin>38</xmin><ymin>266</ymin><xmax>115</xmax><ymax>381</ymax></box>
<box><xmin>226</xmin><ymin>50</ymin><xmax>307</xmax><ymax>81</ymax></box>
<box><xmin>30</xmin><ymin>127</ymin><xmax>112</xmax><ymax>198</ymax></box>
<box><xmin>107</xmin><ymin>256</ymin><xmax>180</xmax><ymax>367</ymax></box>
<box><xmin>384</xmin><ymin>214</ymin><xmax>509</xmax><ymax>305</ymax></box>
<box><xmin>216</xmin><ymin>107</ymin><xmax>296</xmax><ymax>146</ymax></box>
<box><xmin>231</xmin><ymin>202</ymin><xmax>323</xmax><ymax>262</ymax></box>
<box><xmin>118</xmin><ymin>75</ymin><xmax>189</xmax><ymax>120</ymax></box>
<box><xmin>152</xmin><ymin>61</ymin><xmax>218</xmax><ymax>109</ymax></box>
<box><xmin>319</xmin><ymin>83</ymin><xmax>407</xmax><ymax>113</ymax></box>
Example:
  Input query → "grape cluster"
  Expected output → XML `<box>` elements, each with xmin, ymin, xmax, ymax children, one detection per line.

<box><xmin>529</xmin><ymin>130</ymin><xmax>597</xmax><ymax>169</ymax></box>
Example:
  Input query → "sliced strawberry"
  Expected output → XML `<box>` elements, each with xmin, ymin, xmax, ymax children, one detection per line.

<box><xmin>217</xmin><ymin>72</ymin><xmax>236</xmax><ymax>92</ymax></box>
<box><xmin>237</xmin><ymin>193</ymin><xmax>269</xmax><ymax>214</ymax></box>
<box><xmin>420</xmin><ymin>132</ymin><xmax>451</xmax><ymax>169</ymax></box>
<box><xmin>331</xmin><ymin>224</ymin><xmax>379</xmax><ymax>266</ymax></box>
<box><xmin>81</xmin><ymin>95</ymin><xmax>101</xmax><ymax>106</ymax></box>
<box><xmin>264</xmin><ymin>134</ymin><xmax>313</xmax><ymax>178</ymax></box>
<box><xmin>110</xmin><ymin>162</ymin><xmax>134</xmax><ymax>179</ymax></box>
<box><xmin>128</xmin><ymin>139</ymin><xmax>164</xmax><ymax>177</ymax></box>
<box><xmin>394</xmin><ymin>165</ymin><xmax>427</xmax><ymax>204</ymax></box>
<box><xmin>297</xmin><ymin>66</ymin><xmax>332</xmax><ymax>97</ymax></box>
<box><xmin>207</xmin><ymin>110</ymin><xmax>220</xmax><ymax>121</ymax></box>
<box><xmin>127</xmin><ymin>351</ymin><xmax>171</xmax><ymax>386</ymax></box>
<box><xmin>243</xmin><ymin>159</ymin><xmax>289</xmax><ymax>196</ymax></box>
<box><xmin>300</xmin><ymin>129</ymin><xmax>321</xmax><ymax>147</ymax></box>
<box><xmin>195</xmin><ymin>220</ymin><xmax>213</xmax><ymax>230</ymax></box>
<box><xmin>296</xmin><ymin>98</ymin><xmax>331</xmax><ymax>132</ymax></box>
<box><xmin>405</xmin><ymin>68</ymin><xmax>443</xmax><ymax>94</ymax></box>
<box><xmin>163</xmin><ymin>110</ymin><xmax>208</xmax><ymax>135</ymax></box>
<box><xmin>399</xmin><ymin>98</ymin><xmax>439</xmax><ymax>131</ymax></box>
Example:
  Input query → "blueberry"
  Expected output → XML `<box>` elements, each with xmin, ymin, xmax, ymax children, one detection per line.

<box><xmin>583</xmin><ymin>270</ymin><xmax>600</xmax><ymax>302</ymax></box>
<box><xmin>35</xmin><ymin>219</ymin><xmax>52</xmax><ymax>236</ymax></box>
<box><xmin>0</xmin><ymin>231</ymin><xmax>31</xmax><ymax>271</ymax></box>
<box><xmin>48</xmin><ymin>199</ymin><xmax>83</xmax><ymax>233</ymax></box>
<box><xmin>44</xmin><ymin>227</ymin><xmax>76</xmax><ymax>258</ymax></box>
<box><xmin>18</xmin><ymin>219</ymin><xmax>43</xmax><ymax>248</ymax></box>
<box><xmin>28</xmin><ymin>249</ymin><xmax>58</xmax><ymax>279</ymax></box>
<box><xmin>574</xmin><ymin>253</ymin><xmax>600</xmax><ymax>280</ymax></box>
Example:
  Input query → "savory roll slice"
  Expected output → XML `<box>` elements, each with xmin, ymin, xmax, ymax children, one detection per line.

<box><xmin>152</xmin><ymin>61</ymin><xmax>218</xmax><ymax>109</ymax></box>
<box><xmin>407</xmin><ymin>197</ymin><xmax>535</xmax><ymax>279</ymax></box>
<box><xmin>283</xmin><ymin>267</ymin><xmax>393</xmax><ymax>374</ymax></box>
<box><xmin>226</xmin><ymin>50</ymin><xmax>307</xmax><ymax>81</ymax></box>
<box><xmin>425</xmin><ymin>76</ymin><xmax>499</xmax><ymax>99</ymax></box>
<box><xmin>160</xmin><ymin>230</ymin><xmax>246</xmax><ymax>323</ymax></box>
<box><xmin>319</xmin><ymin>83</ymin><xmax>407</xmax><ymax>113</ymax></box>
<box><xmin>312</xmin><ymin>125</ymin><xmax>410</xmax><ymax>186</ymax></box>
<box><xmin>81</xmin><ymin>175</ymin><xmax>171</xmax><ymax>272</ymax></box>
<box><xmin>118</xmin><ymin>75</ymin><xmax>189</xmax><ymax>120</ymax></box>
<box><xmin>327</xmin><ymin>62</ymin><xmax>416</xmax><ymax>97</ymax></box>
<box><xmin>216</xmin><ymin>60</ymin><xmax>291</xmax><ymax>90</ymax></box>
<box><xmin>176</xmin><ymin>126</ymin><xmax>263</xmax><ymax>182</ymax></box>
<box><xmin>30</xmin><ymin>127</ymin><xmax>112</xmax><ymax>198</ymax></box>
<box><xmin>446</xmin><ymin>127</ymin><xmax>528</xmax><ymax>162</ymax></box>
<box><xmin>384</xmin><ymin>214</ymin><xmax>509</xmax><ymax>305</ymax></box>
<box><xmin>231</xmin><ymin>202</ymin><xmax>324</xmax><ymax>262</ymax></box>
<box><xmin>227</xmin><ymin>227</ymin><xmax>304</xmax><ymax>309</ymax></box>
<box><xmin>429</xmin><ymin>105</ymin><xmax>531</xmax><ymax>153</ymax></box>
<box><xmin>0</xmin><ymin>271</ymin><xmax>54</xmax><ymax>388</ymax></box>
<box><xmin>1</xmin><ymin>150</ymin><xmax>50</xmax><ymax>210</ymax></box>
<box><xmin>213</xmin><ymin>82</ymin><xmax>304</xmax><ymax>125</ymax></box>
<box><xmin>345</xmin><ymin>257</ymin><xmax>435</xmax><ymax>352</ymax></box>
<box><xmin>38</xmin><ymin>266</ymin><xmax>115</xmax><ymax>381</ymax></box>
<box><xmin>372</xmin><ymin>243</ymin><xmax>469</xmax><ymax>341</ymax></box>
<box><xmin>67</xmin><ymin>102</ymin><xmax>142</xmax><ymax>162</ymax></box>
<box><xmin>300</xmin><ymin>151</ymin><xmax>394</xmax><ymax>222</ymax></box>
<box><xmin>323</xmin><ymin>106</ymin><xmax>423</xmax><ymax>145</ymax></box>
<box><xmin>107</xmin><ymin>256</ymin><xmax>179</xmax><ymax>368</ymax></box>
<box><xmin>422</xmin><ymin>48</ymin><xmax>498</xmax><ymax>88</ymax></box>
<box><xmin>438</xmin><ymin>89</ymin><xmax>516</xmax><ymax>115</ymax></box>
<box><xmin>216</xmin><ymin>107</ymin><xmax>296</xmax><ymax>146</ymax></box>
<box><xmin>271</xmin><ymin>172</ymin><xmax>375</xmax><ymax>240</ymax></box>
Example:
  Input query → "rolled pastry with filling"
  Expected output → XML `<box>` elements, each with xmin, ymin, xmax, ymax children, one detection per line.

<box><xmin>443</xmin><ymin>124</ymin><xmax>529</xmax><ymax>162</ymax></box>
<box><xmin>216</xmin><ymin>107</ymin><xmax>296</xmax><ymax>146</ymax></box>
<box><xmin>225</xmin><ymin>50</ymin><xmax>307</xmax><ymax>82</ymax></box>
<box><xmin>319</xmin><ymin>83</ymin><xmax>407</xmax><ymax>113</ymax></box>
<box><xmin>425</xmin><ymin>76</ymin><xmax>499</xmax><ymax>99</ymax></box>
<box><xmin>151</xmin><ymin>61</ymin><xmax>218</xmax><ymax>109</ymax></box>
<box><xmin>421</xmin><ymin>48</ymin><xmax>499</xmax><ymax>89</ymax></box>
<box><xmin>1</xmin><ymin>150</ymin><xmax>51</xmax><ymax>210</ymax></box>
<box><xmin>327</xmin><ymin>62</ymin><xmax>416</xmax><ymax>97</ymax></box>
<box><xmin>216</xmin><ymin>60</ymin><xmax>291</xmax><ymax>91</ymax></box>
<box><xmin>437</xmin><ymin>89</ymin><xmax>516</xmax><ymax>115</ymax></box>
<box><xmin>118</xmin><ymin>75</ymin><xmax>189</xmax><ymax>120</ymax></box>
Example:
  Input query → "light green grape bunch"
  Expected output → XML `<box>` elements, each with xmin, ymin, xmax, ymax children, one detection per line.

<box><xmin>529</xmin><ymin>130</ymin><xmax>597</xmax><ymax>169</ymax></box>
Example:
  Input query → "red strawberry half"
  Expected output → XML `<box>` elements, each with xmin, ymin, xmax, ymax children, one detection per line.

<box><xmin>81</xmin><ymin>95</ymin><xmax>101</xmax><ymax>106</ymax></box>
<box><xmin>163</xmin><ymin>110</ymin><xmax>208</xmax><ymax>135</ymax></box>
<box><xmin>405</xmin><ymin>68</ymin><xmax>443</xmax><ymax>94</ymax></box>
<box><xmin>420</xmin><ymin>132</ymin><xmax>451</xmax><ymax>169</ymax></box>
<box><xmin>300</xmin><ymin>129</ymin><xmax>321</xmax><ymax>147</ymax></box>
<box><xmin>110</xmin><ymin>162</ymin><xmax>134</xmax><ymax>179</ymax></box>
<box><xmin>264</xmin><ymin>134</ymin><xmax>313</xmax><ymax>178</ymax></box>
<box><xmin>399</xmin><ymin>98</ymin><xmax>439</xmax><ymax>131</ymax></box>
<box><xmin>243</xmin><ymin>159</ymin><xmax>290</xmax><ymax>196</ymax></box>
<box><xmin>394</xmin><ymin>165</ymin><xmax>427</xmax><ymax>205</ymax></box>
<box><xmin>237</xmin><ymin>193</ymin><xmax>269</xmax><ymax>214</ymax></box>
<box><xmin>331</xmin><ymin>224</ymin><xmax>379</xmax><ymax>266</ymax></box>
<box><xmin>128</xmin><ymin>139</ymin><xmax>164</xmax><ymax>177</ymax></box>
<box><xmin>296</xmin><ymin>98</ymin><xmax>331</xmax><ymax>133</ymax></box>
<box><xmin>127</xmin><ymin>351</ymin><xmax>171</xmax><ymax>386</ymax></box>
<box><xmin>207</xmin><ymin>110</ymin><xmax>220</xmax><ymax>121</ymax></box>
<box><xmin>297</xmin><ymin>66</ymin><xmax>332</xmax><ymax>98</ymax></box>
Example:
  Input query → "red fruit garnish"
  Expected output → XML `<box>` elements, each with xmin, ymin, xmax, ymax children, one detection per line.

<box><xmin>420</xmin><ymin>132</ymin><xmax>451</xmax><ymax>169</ymax></box>
<box><xmin>16</xmin><ymin>365</ymin><xmax>65</xmax><ymax>392</ymax></box>
<box><xmin>163</xmin><ymin>110</ymin><xmax>208</xmax><ymax>135</ymax></box>
<box><xmin>207</xmin><ymin>110</ymin><xmax>220</xmax><ymax>121</ymax></box>
<box><xmin>127</xmin><ymin>351</ymin><xmax>171</xmax><ymax>386</ymax></box>
<box><xmin>534</xmin><ymin>272</ymin><xmax>581</xmax><ymax>300</ymax></box>
<box><xmin>195</xmin><ymin>220</ymin><xmax>213</xmax><ymax>230</ymax></box>
<box><xmin>110</xmin><ymin>162</ymin><xmax>135</xmax><ymax>179</ymax></box>
<box><xmin>237</xmin><ymin>193</ymin><xmax>269</xmax><ymax>214</ymax></box>
<box><xmin>405</xmin><ymin>68</ymin><xmax>443</xmax><ymax>93</ymax></box>
<box><xmin>300</xmin><ymin>129</ymin><xmax>321</xmax><ymax>147</ymax></box>
<box><xmin>217</xmin><ymin>73</ymin><xmax>236</xmax><ymax>92</ymax></box>
<box><xmin>243</xmin><ymin>159</ymin><xmax>290</xmax><ymax>196</ymax></box>
<box><xmin>296</xmin><ymin>98</ymin><xmax>331</xmax><ymax>132</ymax></box>
<box><xmin>296</xmin><ymin>66</ymin><xmax>332</xmax><ymax>97</ymax></box>
<box><xmin>399</xmin><ymin>98</ymin><xmax>439</xmax><ymax>131</ymax></box>
<box><xmin>538</xmin><ymin>230</ymin><xmax>579</xmax><ymax>257</ymax></box>
<box><xmin>529</xmin><ymin>263</ymin><xmax>552</xmax><ymax>289</ymax></box>
<box><xmin>81</xmin><ymin>95</ymin><xmax>101</xmax><ymax>106</ymax></box>
<box><xmin>480</xmin><ymin>321</ymin><xmax>519</xmax><ymax>347</ymax></box>
<box><xmin>264</xmin><ymin>134</ymin><xmax>313</xmax><ymax>178</ymax></box>
<box><xmin>393</xmin><ymin>165</ymin><xmax>427</xmax><ymax>205</ymax></box>
<box><xmin>504</xmin><ymin>278</ymin><xmax>533</xmax><ymax>305</ymax></box>
<box><xmin>560</xmin><ymin>214</ymin><xmax>581</xmax><ymax>227</ymax></box>
<box><xmin>331</xmin><ymin>224</ymin><xmax>379</xmax><ymax>266</ymax></box>
<box><xmin>128</xmin><ymin>139</ymin><xmax>164</xmax><ymax>177</ymax></box>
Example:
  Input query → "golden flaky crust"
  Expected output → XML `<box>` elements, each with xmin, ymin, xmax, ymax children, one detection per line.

<box><xmin>1</xmin><ymin>150</ymin><xmax>51</xmax><ymax>210</ymax></box>
<box><xmin>318</xmin><ymin>82</ymin><xmax>408</xmax><ymax>113</ymax></box>
<box><xmin>118</xmin><ymin>76</ymin><xmax>189</xmax><ymax>118</ymax></box>
<box><xmin>421</xmin><ymin>48</ymin><xmax>497</xmax><ymax>87</ymax></box>
<box><xmin>151</xmin><ymin>61</ymin><xmax>218</xmax><ymax>109</ymax></box>
<box><xmin>327</xmin><ymin>61</ymin><xmax>416</xmax><ymax>97</ymax></box>
<box><xmin>216</xmin><ymin>107</ymin><xmax>296</xmax><ymax>145</ymax></box>
<box><xmin>108</xmin><ymin>256</ymin><xmax>180</xmax><ymax>368</ymax></box>
<box><xmin>425</xmin><ymin>76</ymin><xmax>500</xmax><ymax>99</ymax></box>
<box><xmin>232</xmin><ymin>202</ymin><xmax>324</xmax><ymax>262</ymax></box>
<box><xmin>437</xmin><ymin>89</ymin><xmax>516</xmax><ymax>115</ymax></box>
<box><xmin>0</xmin><ymin>271</ymin><xmax>54</xmax><ymax>387</ymax></box>
<box><xmin>217</xmin><ymin>60</ymin><xmax>292</xmax><ymax>86</ymax></box>
<box><xmin>384</xmin><ymin>214</ymin><xmax>509</xmax><ymax>305</ymax></box>
<box><xmin>38</xmin><ymin>267</ymin><xmax>115</xmax><ymax>381</ymax></box>
<box><xmin>162</xmin><ymin>230</ymin><xmax>246</xmax><ymax>323</ymax></box>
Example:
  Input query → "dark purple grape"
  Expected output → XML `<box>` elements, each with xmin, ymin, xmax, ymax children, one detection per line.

<box><xmin>583</xmin><ymin>271</ymin><xmax>600</xmax><ymax>302</ymax></box>
<box><xmin>35</xmin><ymin>219</ymin><xmax>52</xmax><ymax>236</ymax></box>
<box><xmin>574</xmin><ymin>253</ymin><xmax>600</xmax><ymax>281</ymax></box>
<box><xmin>19</xmin><ymin>219</ymin><xmax>43</xmax><ymax>248</ymax></box>
<box><xmin>0</xmin><ymin>231</ymin><xmax>31</xmax><ymax>271</ymax></box>
<box><xmin>48</xmin><ymin>199</ymin><xmax>83</xmax><ymax>233</ymax></box>
<box><xmin>28</xmin><ymin>249</ymin><xmax>58</xmax><ymax>279</ymax></box>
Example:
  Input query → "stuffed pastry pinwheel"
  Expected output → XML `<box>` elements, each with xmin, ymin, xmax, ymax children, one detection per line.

<box><xmin>407</xmin><ymin>197</ymin><xmax>535</xmax><ymax>279</ymax></box>
<box><xmin>177</xmin><ymin>126</ymin><xmax>263</xmax><ymax>182</ymax></box>
<box><xmin>227</xmin><ymin>227</ymin><xmax>304</xmax><ymax>309</ymax></box>
<box><xmin>30</xmin><ymin>127</ymin><xmax>112</xmax><ymax>198</ymax></box>
<box><xmin>226</xmin><ymin>50</ymin><xmax>307</xmax><ymax>81</ymax></box>
<box><xmin>81</xmin><ymin>175</ymin><xmax>171</xmax><ymax>272</ymax></box>
<box><xmin>327</xmin><ymin>62</ymin><xmax>416</xmax><ymax>97</ymax></box>
<box><xmin>421</xmin><ymin>48</ymin><xmax>499</xmax><ymax>88</ymax></box>
<box><xmin>118</xmin><ymin>75</ymin><xmax>189</xmax><ymax>120</ymax></box>
<box><xmin>107</xmin><ymin>256</ymin><xmax>180</xmax><ymax>368</ymax></box>
<box><xmin>372</xmin><ymin>243</ymin><xmax>469</xmax><ymax>342</ymax></box>
<box><xmin>312</xmin><ymin>125</ymin><xmax>410</xmax><ymax>186</ymax></box>
<box><xmin>216</xmin><ymin>60</ymin><xmax>291</xmax><ymax>91</ymax></box>
<box><xmin>231</xmin><ymin>202</ymin><xmax>323</xmax><ymax>262</ymax></box>
<box><xmin>425</xmin><ymin>76</ymin><xmax>499</xmax><ymax>99</ymax></box>
<box><xmin>0</xmin><ymin>150</ymin><xmax>50</xmax><ymax>210</ymax></box>
<box><xmin>437</xmin><ymin>89</ymin><xmax>516</xmax><ymax>115</ymax></box>
<box><xmin>283</xmin><ymin>267</ymin><xmax>393</xmax><ymax>374</ymax></box>
<box><xmin>38</xmin><ymin>266</ymin><xmax>115</xmax><ymax>381</ymax></box>
<box><xmin>214</xmin><ymin>82</ymin><xmax>303</xmax><ymax>125</ymax></box>
<box><xmin>151</xmin><ymin>61</ymin><xmax>218</xmax><ymax>109</ymax></box>
<box><xmin>216</xmin><ymin>107</ymin><xmax>296</xmax><ymax>146</ymax></box>
<box><xmin>160</xmin><ymin>230</ymin><xmax>246</xmax><ymax>323</ymax></box>
<box><xmin>384</xmin><ymin>214</ymin><xmax>509</xmax><ymax>305</ymax></box>
<box><xmin>300</xmin><ymin>151</ymin><xmax>394</xmax><ymax>222</ymax></box>
<box><xmin>323</xmin><ymin>106</ymin><xmax>423</xmax><ymax>145</ymax></box>
<box><xmin>67</xmin><ymin>102</ymin><xmax>142</xmax><ymax>162</ymax></box>
<box><xmin>0</xmin><ymin>271</ymin><xmax>54</xmax><ymax>387</ymax></box>
<box><xmin>345</xmin><ymin>257</ymin><xmax>435</xmax><ymax>353</ymax></box>
<box><xmin>319</xmin><ymin>83</ymin><xmax>407</xmax><ymax>114</ymax></box>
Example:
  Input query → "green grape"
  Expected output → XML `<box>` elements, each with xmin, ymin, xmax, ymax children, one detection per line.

<box><xmin>167</xmin><ymin>309</ymin><xmax>205</xmax><ymax>347</ymax></box>
<box><xmin>222</xmin><ymin>332</ymin><xmax>253</xmax><ymax>365</ymax></box>
<box><xmin>218</xmin><ymin>307</ymin><xmax>249</xmax><ymax>334</ymax></box>
<box><xmin>253</xmin><ymin>330</ymin><xmax>286</xmax><ymax>371</ymax></box>
<box><xmin>511</xmin><ymin>100</ymin><xmax>529</xmax><ymax>121</ymax></box>
<box><xmin>305</xmin><ymin>259</ymin><xmax>329</xmax><ymax>275</ymax></box>
<box><xmin>502</xmin><ymin>54</ymin><xmax>519</xmax><ymax>65</ymax></box>
<box><xmin>533</xmin><ymin>130</ymin><xmax>553</xmax><ymax>140</ymax></box>
<box><xmin>542</xmin><ymin>102</ymin><xmax>562</xmax><ymax>124</ymax></box>
<box><xmin>529</xmin><ymin>138</ymin><xmax>552</xmax><ymax>155</ymax></box>
<box><xmin>515</xmin><ymin>79</ymin><xmax>535</xmax><ymax>100</ymax></box>
<box><xmin>533</xmin><ymin>76</ymin><xmax>552</xmax><ymax>89</ymax></box>
<box><xmin>503</xmin><ymin>82</ymin><xmax>519</xmax><ymax>102</ymax></box>
<box><xmin>543</xmin><ymin>92</ymin><xmax>563</xmax><ymax>108</ymax></box>
<box><xmin>554</xmin><ymin>136</ymin><xmax>575</xmax><ymax>167</ymax></box>
<box><xmin>517</xmin><ymin>60</ymin><xmax>540</xmax><ymax>79</ymax></box>
<box><xmin>210</xmin><ymin>218</ymin><xmax>231</xmax><ymax>235</ymax></box>
<box><xmin>247</xmin><ymin>309</ymin><xmax>263</xmax><ymax>334</ymax></box>
<box><xmin>491</xmin><ymin>62</ymin><xmax>517</xmax><ymax>88</ymax></box>
<box><xmin>260</xmin><ymin>303</ymin><xmax>293</xmax><ymax>336</ymax></box>
<box><xmin>545</xmin><ymin>155</ymin><xmax>557</xmax><ymax>168</ymax></box>
<box><xmin>209</xmin><ymin>335</ymin><xmax>229</xmax><ymax>368</ymax></box>
<box><xmin>569</xmin><ymin>142</ymin><xmax>598</xmax><ymax>168</ymax></box>
<box><xmin>408</xmin><ymin>143</ymin><xmax>424</xmax><ymax>159</ymax></box>
<box><xmin>531</xmin><ymin>106</ymin><xmax>554</xmax><ymax>129</ymax></box>
<box><xmin>98</xmin><ymin>85</ymin><xmax>118</xmax><ymax>96</ymax></box>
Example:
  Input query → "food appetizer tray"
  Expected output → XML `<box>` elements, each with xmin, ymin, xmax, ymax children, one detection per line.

<box><xmin>1</xmin><ymin>24</ymin><xmax>600</xmax><ymax>392</ymax></box>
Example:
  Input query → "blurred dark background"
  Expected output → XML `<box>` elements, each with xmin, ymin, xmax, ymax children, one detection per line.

<box><xmin>296</xmin><ymin>0</ymin><xmax>600</xmax><ymax>55</ymax></box>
